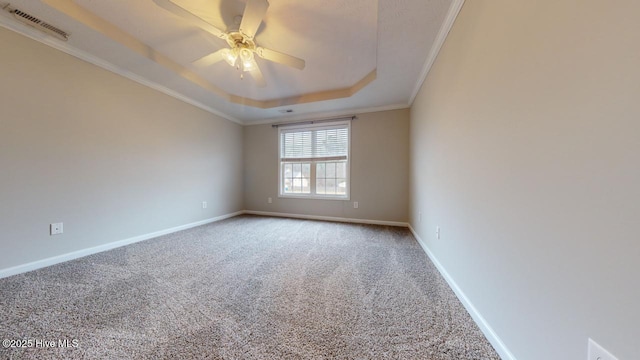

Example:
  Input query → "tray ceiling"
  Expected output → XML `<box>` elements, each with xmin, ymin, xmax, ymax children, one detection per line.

<box><xmin>0</xmin><ymin>0</ymin><xmax>458</xmax><ymax>124</ymax></box>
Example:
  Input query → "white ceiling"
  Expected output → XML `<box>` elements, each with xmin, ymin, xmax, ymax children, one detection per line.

<box><xmin>0</xmin><ymin>0</ymin><xmax>459</xmax><ymax>124</ymax></box>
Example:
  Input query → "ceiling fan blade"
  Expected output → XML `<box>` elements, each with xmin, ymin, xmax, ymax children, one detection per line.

<box><xmin>193</xmin><ymin>49</ymin><xmax>227</xmax><ymax>67</ymax></box>
<box><xmin>248</xmin><ymin>63</ymin><xmax>267</xmax><ymax>87</ymax></box>
<box><xmin>256</xmin><ymin>47</ymin><xmax>305</xmax><ymax>70</ymax></box>
<box><xmin>153</xmin><ymin>0</ymin><xmax>227</xmax><ymax>40</ymax></box>
<box><xmin>239</xmin><ymin>0</ymin><xmax>269</xmax><ymax>39</ymax></box>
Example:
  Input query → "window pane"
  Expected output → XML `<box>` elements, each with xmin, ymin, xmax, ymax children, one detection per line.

<box><xmin>314</xmin><ymin>127</ymin><xmax>348</xmax><ymax>158</ymax></box>
<box><xmin>316</xmin><ymin>178</ymin><xmax>326</xmax><ymax>194</ymax></box>
<box><xmin>282</xmin><ymin>162</ymin><xmax>310</xmax><ymax>194</ymax></box>
<box><xmin>284</xmin><ymin>178</ymin><xmax>291</xmax><ymax>193</ymax></box>
<box><xmin>301</xmin><ymin>163</ymin><xmax>310</xmax><ymax>193</ymax></box>
<box><xmin>283</xmin><ymin>162</ymin><xmax>291</xmax><ymax>193</ymax></box>
<box><xmin>325</xmin><ymin>179</ymin><xmax>336</xmax><ymax>194</ymax></box>
<box><xmin>281</xmin><ymin>130</ymin><xmax>312</xmax><ymax>159</ymax></box>
<box><xmin>337</xmin><ymin>178</ymin><xmax>347</xmax><ymax>194</ymax></box>
<box><xmin>337</xmin><ymin>162</ymin><xmax>346</xmax><ymax>178</ymax></box>
<box><xmin>316</xmin><ymin>162</ymin><xmax>325</xmax><ymax>178</ymax></box>
<box><xmin>326</xmin><ymin>162</ymin><xmax>336</xmax><ymax>178</ymax></box>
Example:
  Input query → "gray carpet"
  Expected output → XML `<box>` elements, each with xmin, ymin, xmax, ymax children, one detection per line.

<box><xmin>0</xmin><ymin>215</ymin><xmax>500</xmax><ymax>359</ymax></box>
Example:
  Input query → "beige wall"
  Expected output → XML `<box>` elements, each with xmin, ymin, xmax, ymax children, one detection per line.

<box><xmin>410</xmin><ymin>1</ymin><xmax>640</xmax><ymax>359</ymax></box>
<box><xmin>0</xmin><ymin>28</ymin><xmax>243</xmax><ymax>271</ymax></box>
<box><xmin>244</xmin><ymin>109</ymin><xmax>409</xmax><ymax>223</ymax></box>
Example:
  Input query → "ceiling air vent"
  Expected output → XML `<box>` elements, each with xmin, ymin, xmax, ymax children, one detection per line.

<box><xmin>2</xmin><ymin>3</ymin><xmax>69</xmax><ymax>41</ymax></box>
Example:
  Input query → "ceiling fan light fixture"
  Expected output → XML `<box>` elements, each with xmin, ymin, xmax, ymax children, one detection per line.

<box><xmin>222</xmin><ymin>48</ymin><xmax>239</xmax><ymax>67</ymax></box>
<box><xmin>239</xmin><ymin>48</ymin><xmax>253</xmax><ymax>61</ymax></box>
<box><xmin>242</xmin><ymin>58</ymin><xmax>258</xmax><ymax>72</ymax></box>
<box><xmin>239</xmin><ymin>48</ymin><xmax>257</xmax><ymax>72</ymax></box>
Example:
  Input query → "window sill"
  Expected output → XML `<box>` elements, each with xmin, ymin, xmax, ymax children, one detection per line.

<box><xmin>278</xmin><ymin>194</ymin><xmax>350</xmax><ymax>201</ymax></box>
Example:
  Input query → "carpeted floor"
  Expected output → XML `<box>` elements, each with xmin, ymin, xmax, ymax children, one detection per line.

<box><xmin>0</xmin><ymin>215</ymin><xmax>500</xmax><ymax>359</ymax></box>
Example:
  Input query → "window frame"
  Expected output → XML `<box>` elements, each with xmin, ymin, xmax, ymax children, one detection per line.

<box><xmin>277</xmin><ymin>120</ymin><xmax>351</xmax><ymax>200</ymax></box>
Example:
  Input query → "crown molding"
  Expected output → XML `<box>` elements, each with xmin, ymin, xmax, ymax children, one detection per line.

<box><xmin>408</xmin><ymin>0</ymin><xmax>465</xmax><ymax>105</ymax></box>
<box><xmin>244</xmin><ymin>103</ymin><xmax>410</xmax><ymax>126</ymax></box>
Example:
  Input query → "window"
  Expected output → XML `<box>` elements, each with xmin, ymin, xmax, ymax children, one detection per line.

<box><xmin>279</xmin><ymin>120</ymin><xmax>350</xmax><ymax>199</ymax></box>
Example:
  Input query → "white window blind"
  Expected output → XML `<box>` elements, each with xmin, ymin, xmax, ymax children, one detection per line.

<box><xmin>280</xmin><ymin>125</ymin><xmax>349</xmax><ymax>162</ymax></box>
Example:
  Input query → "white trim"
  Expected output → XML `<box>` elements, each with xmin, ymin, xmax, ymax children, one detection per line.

<box><xmin>278</xmin><ymin>120</ymin><xmax>351</xmax><ymax>131</ymax></box>
<box><xmin>245</xmin><ymin>103</ymin><xmax>410</xmax><ymax>126</ymax></box>
<box><xmin>0</xmin><ymin>15</ymin><xmax>243</xmax><ymax>125</ymax></box>
<box><xmin>407</xmin><ymin>224</ymin><xmax>517</xmax><ymax>360</ymax></box>
<box><xmin>271</xmin><ymin>116</ymin><xmax>356</xmax><ymax>129</ymax></box>
<box><xmin>588</xmin><ymin>338</ymin><xmax>620</xmax><ymax>360</ymax></box>
<box><xmin>245</xmin><ymin>210</ymin><xmax>408</xmax><ymax>228</ymax></box>
<box><xmin>0</xmin><ymin>211</ymin><xmax>243</xmax><ymax>279</ymax></box>
<box><xmin>408</xmin><ymin>0</ymin><xmax>465</xmax><ymax>105</ymax></box>
<box><xmin>276</xmin><ymin>194</ymin><xmax>349</xmax><ymax>201</ymax></box>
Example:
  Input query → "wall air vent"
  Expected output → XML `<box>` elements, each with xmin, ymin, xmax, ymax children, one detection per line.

<box><xmin>2</xmin><ymin>3</ymin><xmax>69</xmax><ymax>41</ymax></box>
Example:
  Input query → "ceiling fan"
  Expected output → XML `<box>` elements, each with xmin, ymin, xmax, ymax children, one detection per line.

<box><xmin>153</xmin><ymin>0</ymin><xmax>306</xmax><ymax>87</ymax></box>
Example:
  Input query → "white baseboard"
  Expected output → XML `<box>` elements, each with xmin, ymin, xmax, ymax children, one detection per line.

<box><xmin>0</xmin><ymin>211</ymin><xmax>243</xmax><ymax>279</ymax></box>
<box><xmin>244</xmin><ymin>210</ymin><xmax>408</xmax><ymax>228</ymax></box>
<box><xmin>408</xmin><ymin>224</ymin><xmax>517</xmax><ymax>360</ymax></box>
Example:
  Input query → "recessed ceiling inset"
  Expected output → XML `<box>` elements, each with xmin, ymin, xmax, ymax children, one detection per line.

<box><xmin>41</xmin><ymin>0</ymin><xmax>378</xmax><ymax>109</ymax></box>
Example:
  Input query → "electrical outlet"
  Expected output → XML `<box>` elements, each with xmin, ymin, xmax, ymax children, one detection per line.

<box><xmin>436</xmin><ymin>226</ymin><xmax>440</xmax><ymax>239</ymax></box>
<box><xmin>268</xmin><ymin>197</ymin><xmax>272</xmax><ymax>204</ymax></box>
<box><xmin>50</xmin><ymin>223</ymin><xmax>63</xmax><ymax>235</ymax></box>
<box><xmin>202</xmin><ymin>201</ymin><xmax>207</xmax><ymax>209</ymax></box>
<box><xmin>353</xmin><ymin>201</ymin><xmax>359</xmax><ymax>209</ymax></box>
<box><xmin>588</xmin><ymin>338</ymin><xmax>618</xmax><ymax>360</ymax></box>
